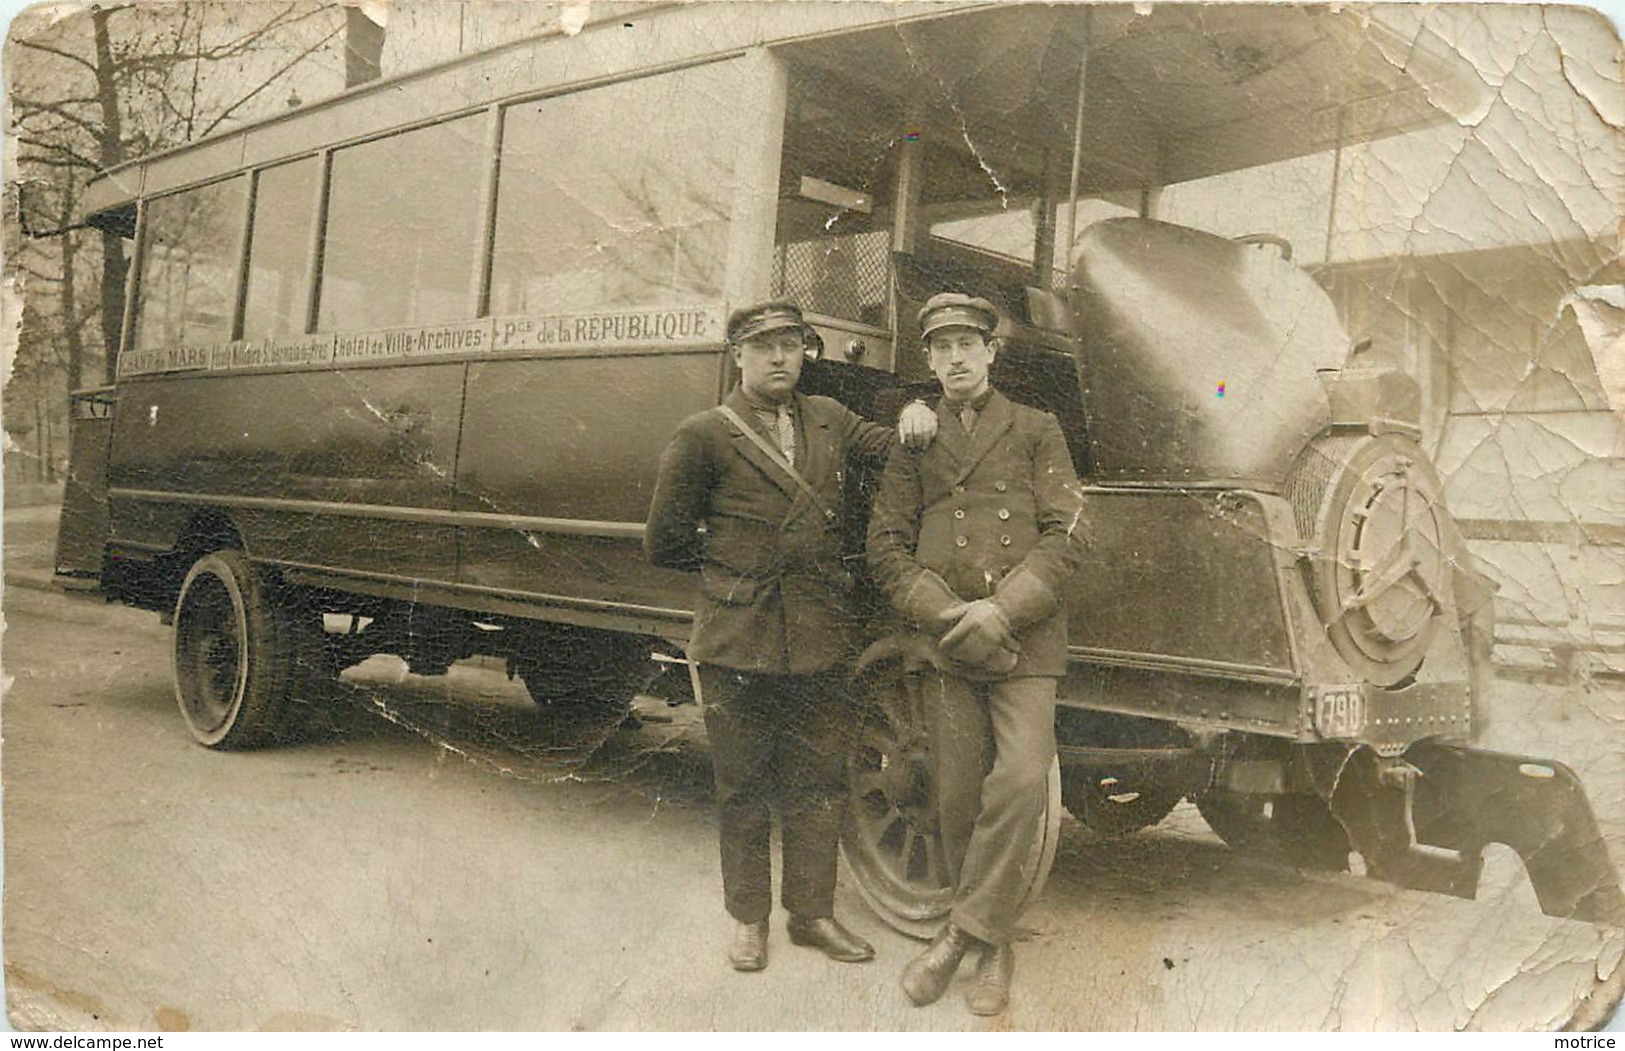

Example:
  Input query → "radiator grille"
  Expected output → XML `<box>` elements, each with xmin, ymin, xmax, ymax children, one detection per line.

<box><xmin>1285</xmin><ymin>434</ymin><xmax>1365</xmax><ymax>544</ymax></box>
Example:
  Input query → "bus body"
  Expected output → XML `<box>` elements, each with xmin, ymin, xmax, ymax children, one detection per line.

<box><xmin>57</xmin><ymin>2</ymin><xmax>1621</xmax><ymax>930</ymax></box>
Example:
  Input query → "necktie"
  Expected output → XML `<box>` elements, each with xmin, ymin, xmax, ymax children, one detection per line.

<box><xmin>775</xmin><ymin>404</ymin><xmax>796</xmax><ymax>466</ymax></box>
<box><xmin>958</xmin><ymin>404</ymin><xmax>977</xmax><ymax>435</ymax></box>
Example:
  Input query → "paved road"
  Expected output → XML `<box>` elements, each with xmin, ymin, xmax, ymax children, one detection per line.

<box><xmin>4</xmin><ymin>513</ymin><xmax>1623</xmax><ymax>1030</ymax></box>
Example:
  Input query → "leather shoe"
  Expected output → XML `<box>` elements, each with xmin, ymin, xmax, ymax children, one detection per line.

<box><xmin>964</xmin><ymin>942</ymin><xmax>1014</xmax><ymax>1016</ymax></box>
<box><xmin>901</xmin><ymin>922</ymin><xmax>978</xmax><ymax>1006</ymax></box>
<box><xmin>729</xmin><ymin>920</ymin><xmax>768</xmax><ymax>972</ymax></box>
<box><xmin>787</xmin><ymin>915</ymin><xmax>875</xmax><ymax>963</ymax></box>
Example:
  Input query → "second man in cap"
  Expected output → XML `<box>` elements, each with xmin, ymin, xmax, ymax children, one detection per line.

<box><xmin>867</xmin><ymin>292</ymin><xmax>1086</xmax><ymax>1015</ymax></box>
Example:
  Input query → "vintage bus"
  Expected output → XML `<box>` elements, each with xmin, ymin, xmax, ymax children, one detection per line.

<box><xmin>56</xmin><ymin>2</ymin><xmax>1621</xmax><ymax>932</ymax></box>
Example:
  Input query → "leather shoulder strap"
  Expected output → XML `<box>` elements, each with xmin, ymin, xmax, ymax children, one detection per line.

<box><xmin>715</xmin><ymin>404</ymin><xmax>836</xmax><ymax>521</ymax></box>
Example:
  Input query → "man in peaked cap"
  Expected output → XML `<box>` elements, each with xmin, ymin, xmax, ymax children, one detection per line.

<box><xmin>645</xmin><ymin>300</ymin><xmax>937</xmax><ymax>972</ymax></box>
<box><xmin>867</xmin><ymin>292</ymin><xmax>1086</xmax><ymax>1015</ymax></box>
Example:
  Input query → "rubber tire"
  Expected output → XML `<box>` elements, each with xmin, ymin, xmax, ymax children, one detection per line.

<box><xmin>172</xmin><ymin>550</ymin><xmax>299</xmax><ymax>749</ymax></box>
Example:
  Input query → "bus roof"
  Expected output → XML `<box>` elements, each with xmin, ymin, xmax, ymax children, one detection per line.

<box><xmin>81</xmin><ymin>2</ymin><xmax>1466</xmax><ymax>220</ymax></box>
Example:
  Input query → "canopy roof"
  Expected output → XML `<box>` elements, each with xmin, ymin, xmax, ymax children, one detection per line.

<box><xmin>781</xmin><ymin>4</ymin><xmax>1468</xmax><ymax>200</ymax></box>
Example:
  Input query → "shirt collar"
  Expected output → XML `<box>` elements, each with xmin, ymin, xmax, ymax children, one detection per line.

<box><xmin>738</xmin><ymin>387</ymin><xmax>793</xmax><ymax>414</ymax></box>
<box><xmin>944</xmin><ymin>386</ymin><xmax>995</xmax><ymax>411</ymax></box>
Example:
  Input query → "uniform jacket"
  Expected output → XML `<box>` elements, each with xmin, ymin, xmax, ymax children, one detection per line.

<box><xmin>645</xmin><ymin>387</ymin><xmax>891</xmax><ymax>675</ymax></box>
<box><xmin>868</xmin><ymin>389</ymin><xmax>1086</xmax><ymax>678</ymax></box>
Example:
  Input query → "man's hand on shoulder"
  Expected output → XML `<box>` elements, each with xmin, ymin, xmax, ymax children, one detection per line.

<box><xmin>898</xmin><ymin>399</ymin><xmax>937</xmax><ymax>452</ymax></box>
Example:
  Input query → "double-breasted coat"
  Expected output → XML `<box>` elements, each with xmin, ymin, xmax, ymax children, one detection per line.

<box><xmin>867</xmin><ymin>389</ymin><xmax>1086</xmax><ymax>677</ymax></box>
<box><xmin>645</xmin><ymin>387</ymin><xmax>892</xmax><ymax>675</ymax></box>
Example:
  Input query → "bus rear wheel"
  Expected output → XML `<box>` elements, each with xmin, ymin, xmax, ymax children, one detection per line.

<box><xmin>173</xmin><ymin>550</ymin><xmax>304</xmax><ymax>749</ymax></box>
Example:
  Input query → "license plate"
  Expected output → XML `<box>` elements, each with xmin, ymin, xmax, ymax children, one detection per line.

<box><xmin>1314</xmin><ymin>685</ymin><xmax>1367</xmax><ymax>738</ymax></box>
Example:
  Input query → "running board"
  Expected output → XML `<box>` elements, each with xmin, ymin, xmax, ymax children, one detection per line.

<box><xmin>1326</xmin><ymin>742</ymin><xmax>1625</xmax><ymax>926</ymax></box>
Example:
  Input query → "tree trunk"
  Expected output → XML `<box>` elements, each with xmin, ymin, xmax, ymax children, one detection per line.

<box><xmin>33</xmin><ymin>386</ymin><xmax>48</xmax><ymax>483</ymax></box>
<box><xmin>98</xmin><ymin>231</ymin><xmax>127</xmax><ymax>385</ymax></box>
<box><xmin>60</xmin><ymin>208</ymin><xmax>84</xmax><ymax>394</ymax></box>
<box><xmin>42</xmin><ymin>381</ymin><xmax>56</xmax><ymax>482</ymax></box>
<box><xmin>93</xmin><ymin>7</ymin><xmax>127</xmax><ymax>385</ymax></box>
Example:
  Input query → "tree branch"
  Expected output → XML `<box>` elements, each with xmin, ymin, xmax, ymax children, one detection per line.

<box><xmin>142</xmin><ymin>79</ymin><xmax>193</xmax><ymax>131</ymax></box>
<box><xmin>12</xmin><ymin>94</ymin><xmax>101</xmax><ymax>108</ymax></box>
<box><xmin>196</xmin><ymin>3</ymin><xmax>330</xmax><ymax>60</ymax></box>
<box><xmin>109</xmin><ymin>7</ymin><xmax>332</xmax><ymax>74</ymax></box>
<box><xmin>197</xmin><ymin>23</ymin><xmax>344</xmax><ymax>139</ymax></box>
<box><xmin>18</xmin><ymin>263</ymin><xmax>67</xmax><ymax>284</ymax></box>
<box><xmin>16</xmin><ymin>137</ymin><xmax>100</xmax><ymax>170</ymax></box>
<box><xmin>19</xmin><ymin>153</ymin><xmax>100</xmax><ymax>172</ymax></box>
<box><xmin>14</xmin><ymin>38</ymin><xmax>99</xmax><ymax>74</ymax></box>
<box><xmin>12</xmin><ymin>98</ymin><xmax>103</xmax><ymax>137</ymax></box>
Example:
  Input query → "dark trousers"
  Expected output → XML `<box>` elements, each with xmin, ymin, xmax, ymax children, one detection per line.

<box><xmin>699</xmin><ymin>666</ymin><xmax>852</xmax><ymax>924</ymax></box>
<box><xmin>926</xmin><ymin>674</ymin><xmax>1058</xmax><ymax>945</ymax></box>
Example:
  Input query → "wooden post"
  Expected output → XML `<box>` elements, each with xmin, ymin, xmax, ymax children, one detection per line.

<box><xmin>1324</xmin><ymin>102</ymin><xmax>1346</xmax><ymax>266</ymax></box>
<box><xmin>115</xmin><ymin>200</ymin><xmax>143</xmax><ymax>373</ymax></box>
<box><xmin>231</xmin><ymin>172</ymin><xmax>258</xmax><ymax>341</ymax></box>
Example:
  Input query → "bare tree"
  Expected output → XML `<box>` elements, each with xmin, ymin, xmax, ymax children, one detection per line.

<box><xmin>9</xmin><ymin>1</ymin><xmax>343</xmax><ymax>396</ymax></box>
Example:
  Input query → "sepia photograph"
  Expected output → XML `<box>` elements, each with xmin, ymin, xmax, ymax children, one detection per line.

<box><xmin>3</xmin><ymin>0</ymin><xmax>1623</xmax><ymax>1033</ymax></box>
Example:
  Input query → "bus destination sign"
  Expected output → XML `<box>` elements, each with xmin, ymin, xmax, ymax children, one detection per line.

<box><xmin>230</xmin><ymin>335</ymin><xmax>337</xmax><ymax>370</ymax></box>
<box><xmin>118</xmin><ymin>344</ymin><xmax>217</xmax><ymax>378</ymax></box>
<box><xmin>489</xmin><ymin>305</ymin><xmax>723</xmax><ymax>353</ymax></box>
<box><xmin>332</xmin><ymin>321</ymin><xmax>490</xmax><ymax>363</ymax></box>
<box><xmin>115</xmin><ymin>306</ymin><xmax>726</xmax><ymax>379</ymax></box>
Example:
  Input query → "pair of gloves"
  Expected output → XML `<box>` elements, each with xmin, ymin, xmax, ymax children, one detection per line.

<box><xmin>937</xmin><ymin>598</ymin><xmax>1020</xmax><ymax>676</ymax></box>
<box><xmin>898</xmin><ymin>568</ymin><xmax>1054</xmax><ymax>677</ymax></box>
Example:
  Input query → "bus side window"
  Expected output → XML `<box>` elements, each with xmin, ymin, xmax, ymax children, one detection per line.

<box><xmin>316</xmin><ymin>116</ymin><xmax>486</xmax><ymax>331</ymax></box>
<box><xmin>488</xmin><ymin>64</ymin><xmax>737</xmax><ymax>317</ymax></box>
<box><xmin>242</xmin><ymin>157</ymin><xmax>321</xmax><ymax>339</ymax></box>
<box><xmin>132</xmin><ymin>177</ymin><xmax>248</xmax><ymax>350</ymax></box>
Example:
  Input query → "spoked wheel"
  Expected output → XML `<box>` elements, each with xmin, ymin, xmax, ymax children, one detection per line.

<box><xmin>173</xmin><ymin>550</ymin><xmax>305</xmax><ymax>749</ymax></box>
<box><xmin>1062</xmin><ymin>769</ymin><xmax>1182</xmax><ymax>836</ymax></box>
<box><xmin>841</xmin><ymin>660</ymin><xmax>1063</xmax><ymax>939</ymax></box>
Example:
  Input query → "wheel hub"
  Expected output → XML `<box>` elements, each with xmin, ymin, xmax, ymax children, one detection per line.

<box><xmin>200</xmin><ymin>631</ymin><xmax>240</xmax><ymax>708</ymax></box>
